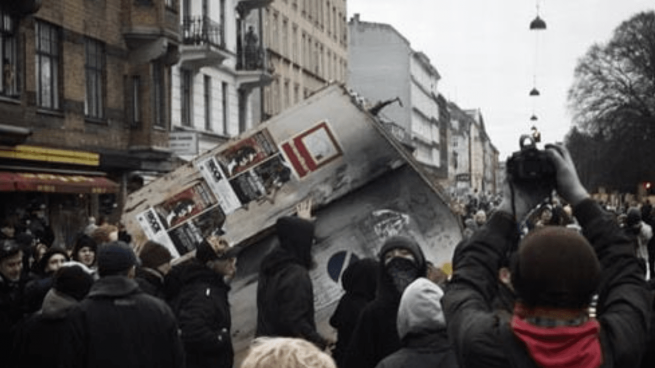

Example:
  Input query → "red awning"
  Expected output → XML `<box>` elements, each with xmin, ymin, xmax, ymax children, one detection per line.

<box><xmin>0</xmin><ymin>172</ymin><xmax>119</xmax><ymax>194</ymax></box>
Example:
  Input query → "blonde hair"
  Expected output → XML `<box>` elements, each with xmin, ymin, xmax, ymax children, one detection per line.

<box><xmin>240</xmin><ymin>337</ymin><xmax>335</xmax><ymax>368</ymax></box>
<box><xmin>91</xmin><ymin>224</ymin><xmax>118</xmax><ymax>245</ymax></box>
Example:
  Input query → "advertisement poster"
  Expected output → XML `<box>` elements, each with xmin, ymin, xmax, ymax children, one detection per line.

<box><xmin>197</xmin><ymin>156</ymin><xmax>242</xmax><ymax>214</ymax></box>
<box><xmin>153</xmin><ymin>182</ymin><xmax>218</xmax><ymax>229</ymax></box>
<box><xmin>218</xmin><ymin>130</ymin><xmax>279</xmax><ymax>178</ymax></box>
<box><xmin>136</xmin><ymin>208</ymin><xmax>180</xmax><ymax>258</ymax></box>
<box><xmin>167</xmin><ymin>209</ymin><xmax>226</xmax><ymax>256</ymax></box>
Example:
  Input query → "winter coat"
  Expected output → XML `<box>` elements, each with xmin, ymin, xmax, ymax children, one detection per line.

<box><xmin>329</xmin><ymin>258</ymin><xmax>378</xmax><ymax>367</ymax></box>
<box><xmin>0</xmin><ymin>274</ymin><xmax>26</xmax><ymax>367</ymax></box>
<box><xmin>343</xmin><ymin>236</ymin><xmax>427</xmax><ymax>368</ymax></box>
<box><xmin>256</xmin><ymin>216</ymin><xmax>327</xmax><ymax>349</ymax></box>
<box><xmin>13</xmin><ymin>289</ymin><xmax>80</xmax><ymax>368</ymax></box>
<box><xmin>172</xmin><ymin>259</ymin><xmax>233</xmax><ymax>368</ymax></box>
<box><xmin>135</xmin><ymin>266</ymin><xmax>167</xmax><ymax>299</ymax></box>
<box><xmin>443</xmin><ymin>199</ymin><xmax>651</xmax><ymax>368</ymax></box>
<box><xmin>69</xmin><ymin>275</ymin><xmax>185</xmax><ymax>368</ymax></box>
<box><xmin>375</xmin><ymin>278</ymin><xmax>458</xmax><ymax>368</ymax></box>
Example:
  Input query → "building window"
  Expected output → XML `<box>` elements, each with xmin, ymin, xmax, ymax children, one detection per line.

<box><xmin>0</xmin><ymin>11</ymin><xmax>18</xmax><ymax>98</ymax></box>
<box><xmin>222</xmin><ymin>82</ymin><xmax>228</xmax><ymax>134</ymax></box>
<box><xmin>204</xmin><ymin>75</ymin><xmax>212</xmax><ymax>131</ymax></box>
<box><xmin>181</xmin><ymin>69</ymin><xmax>192</xmax><ymax>127</ymax></box>
<box><xmin>132</xmin><ymin>76</ymin><xmax>141</xmax><ymax>126</ymax></box>
<box><xmin>35</xmin><ymin>21</ymin><xmax>61</xmax><ymax>110</ymax></box>
<box><xmin>85</xmin><ymin>38</ymin><xmax>105</xmax><ymax>120</ymax></box>
<box><xmin>153</xmin><ymin>62</ymin><xmax>166</xmax><ymax>128</ymax></box>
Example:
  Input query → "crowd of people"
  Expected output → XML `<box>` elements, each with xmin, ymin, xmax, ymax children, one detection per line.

<box><xmin>1</xmin><ymin>143</ymin><xmax>655</xmax><ymax>368</ymax></box>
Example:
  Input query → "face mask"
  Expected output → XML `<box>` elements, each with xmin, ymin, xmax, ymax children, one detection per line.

<box><xmin>386</xmin><ymin>257</ymin><xmax>419</xmax><ymax>294</ymax></box>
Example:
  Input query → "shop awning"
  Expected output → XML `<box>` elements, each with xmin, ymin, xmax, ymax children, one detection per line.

<box><xmin>0</xmin><ymin>172</ymin><xmax>119</xmax><ymax>194</ymax></box>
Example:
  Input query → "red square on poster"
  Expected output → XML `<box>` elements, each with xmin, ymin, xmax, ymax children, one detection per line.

<box><xmin>281</xmin><ymin>121</ymin><xmax>342</xmax><ymax>179</ymax></box>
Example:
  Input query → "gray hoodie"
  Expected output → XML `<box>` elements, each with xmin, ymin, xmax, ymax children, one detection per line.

<box><xmin>397</xmin><ymin>277</ymin><xmax>446</xmax><ymax>340</ymax></box>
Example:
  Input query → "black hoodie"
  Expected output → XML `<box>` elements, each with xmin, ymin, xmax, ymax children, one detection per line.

<box><xmin>343</xmin><ymin>235</ymin><xmax>427</xmax><ymax>368</ymax></box>
<box><xmin>255</xmin><ymin>216</ymin><xmax>327</xmax><ymax>349</ymax></box>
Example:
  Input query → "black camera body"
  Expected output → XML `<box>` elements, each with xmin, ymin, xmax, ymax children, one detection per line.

<box><xmin>506</xmin><ymin>135</ymin><xmax>556</xmax><ymax>185</ymax></box>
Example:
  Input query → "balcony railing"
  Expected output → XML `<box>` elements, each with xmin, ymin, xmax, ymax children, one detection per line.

<box><xmin>182</xmin><ymin>16</ymin><xmax>224</xmax><ymax>48</ymax></box>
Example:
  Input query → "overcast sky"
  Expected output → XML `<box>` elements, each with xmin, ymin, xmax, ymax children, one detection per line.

<box><xmin>346</xmin><ymin>1</ymin><xmax>654</xmax><ymax>159</ymax></box>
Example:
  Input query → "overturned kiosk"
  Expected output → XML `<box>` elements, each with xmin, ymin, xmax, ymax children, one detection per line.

<box><xmin>122</xmin><ymin>84</ymin><xmax>463</xmax><ymax>357</ymax></box>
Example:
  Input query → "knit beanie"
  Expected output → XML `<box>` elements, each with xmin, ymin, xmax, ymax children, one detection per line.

<box><xmin>53</xmin><ymin>263</ymin><xmax>94</xmax><ymax>301</ymax></box>
<box><xmin>511</xmin><ymin>226</ymin><xmax>600</xmax><ymax>309</ymax></box>
<box><xmin>97</xmin><ymin>241</ymin><xmax>139</xmax><ymax>276</ymax></box>
<box><xmin>139</xmin><ymin>241</ymin><xmax>172</xmax><ymax>269</ymax></box>
<box><xmin>35</xmin><ymin>247</ymin><xmax>69</xmax><ymax>275</ymax></box>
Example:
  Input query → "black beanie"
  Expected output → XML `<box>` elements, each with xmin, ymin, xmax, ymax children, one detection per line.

<box><xmin>54</xmin><ymin>264</ymin><xmax>94</xmax><ymax>301</ymax></box>
<box><xmin>97</xmin><ymin>241</ymin><xmax>139</xmax><ymax>276</ymax></box>
<box><xmin>511</xmin><ymin>226</ymin><xmax>600</xmax><ymax>309</ymax></box>
<box><xmin>139</xmin><ymin>241</ymin><xmax>172</xmax><ymax>269</ymax></box>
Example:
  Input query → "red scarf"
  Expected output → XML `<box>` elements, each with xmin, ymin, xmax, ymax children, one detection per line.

<box><xmin>511</xmin><ymin>315</ymin><xmax>602</xmax><ymax>368</ymax></box>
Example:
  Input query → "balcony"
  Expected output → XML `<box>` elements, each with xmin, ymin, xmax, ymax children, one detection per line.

<box><xmin>123</xmin><ymin>0</ymin><xmax>180</xmax><ymax>65</ymax></box>
<box><xmin>3</xmin><ymin>0</ymin><xmax>42</xmax><ymax>16</ymax></box>
<box><xmin>179</xmin><ymin>16</ymin><xmax>231</xmax><ymax>70</ymax></box>
<box><xmin>235</xmin><ymin>27</ymin><xmax>273</xmax><ymax>91</ymax></box>
<box><xmin>236</xmin><ymin>0</ymin><xmax>274</xmax><ymax>18</ymax></box>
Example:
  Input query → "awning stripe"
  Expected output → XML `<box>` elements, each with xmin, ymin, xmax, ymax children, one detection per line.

<box><xmin>0</xmin><ymin>172</ymin><xmax>119</xmax><ymax>194</ymax></box>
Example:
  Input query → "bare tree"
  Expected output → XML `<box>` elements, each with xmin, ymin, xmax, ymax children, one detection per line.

<box><xmin>567</xmin><ymin>11</ymin><xmax>655</xmax><ymax>191</ymax></box>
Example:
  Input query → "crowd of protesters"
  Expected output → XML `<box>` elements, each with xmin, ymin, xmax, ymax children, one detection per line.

<box><xmin>1</xmin><ymin>143</ymin><xmax>655</xmax><ymax>368</ymax></box>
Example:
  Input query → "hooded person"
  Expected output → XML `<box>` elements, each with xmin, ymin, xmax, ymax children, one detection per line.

<box><xmin>329</xmin><ymin>258</ymin><xmax>379</xmax><ymax>367</ymax></box>
<box><xmin>13</xmin><ymin>262</ymin><xmax>94</xmax><ymax>367</ymax></box>
<box><xmin>375</xmin><ymin>278</ymin><xmax>458</xmax><ymax>368</ymax></box>
<box><xmin>442</xmin><ymin>143</ymin><xmax>651</xmax><ymax>368</ymax></box>
<box><xmin>172</xmin><ymin>235</ymin><xmax>238</xmax><ymax>368</ymax></box>
<box><xmin>256</xmin><ymin>202</ymin><xmax>330</xmax><ymax>350</ymax></box>
<box><xmin>343</xmin><ymin>235</ymin><xmax>427</xmax><ymax>368</ymax></box>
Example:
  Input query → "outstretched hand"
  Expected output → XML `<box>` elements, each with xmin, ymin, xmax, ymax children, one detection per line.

<box><xmin>545</xmin><ymin>144</ymin><xmax>589</xmax><ymax>206</ymax></box>
<box><xmin>296</xmin><ymin>198</ymin><xmax>314</xmax><ymax>220</ymax></box>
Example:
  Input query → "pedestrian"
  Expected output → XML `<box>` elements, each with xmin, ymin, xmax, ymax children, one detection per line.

<box><xmin>442</xmin><ymin>143</ymin><xmax>651</xmax><ymax>368</ymax></box>
<box><xmin>69</xmin><ymin>241</ymin><xmax>185</xmax><ymax>368</ymax></box>
<box><xmin>375</xmin><ymin>278</ymin><xmax>458</xmax><ymax>368</ymax></box>
<box><xmin>136</xmin><ymin>240</ymin><xmax>173</xmax><ymax>299</ymax></box>
<box><xmin>240</xmin><ymin>337</ymin><xmax>336</xmax><ymax>368</ymax></box>
<box><xmin>172</xmin><ymin>235</ymin><xmax>237</xmax><ymax>368</ymax></box>
<box><xmin>256</xmin><ymin>199</ymin><xmax>330</xmax><ymax>349</ymax></box>
<box><xmin>71</xmin><ymin>233</ymin><xmax>98</xmax><ymax>271</ymax></box>
<box><xmin>13</xmin><ymin>262</ymin><xmax>94</xmax><ymax>368</ymax></box>
<box><xmin>0</xmin><ymin>239</ymin><xmax>29</xmax><ymax>366</ymax></box>
<box><xmin>90</xmin><ymin>223</ymin><xmax>118</xmax><ymax>246</ymax></box>
<box><xmin>343</xmin><ymin>235</ymin><xmax>427</xmax><ymax>368</ymax></box>
<box><xmin>23</xmin><ymin>246</ymin><xmax>69</xmax><ymax>313</ymax></box>
<box><xmin>329</xmin><ymin>258</ymin><xmax>378</xmax><ymax>367</ymax></box>
<box><xmin>625</xmin><ymin>206</ymin><xmax>653</xmax><ymax>279</ymax></box>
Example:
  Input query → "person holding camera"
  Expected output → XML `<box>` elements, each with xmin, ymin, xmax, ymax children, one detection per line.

<box><xmin>442</xmin><ymin>143</ymin><xmax>651</xmax><ymax>368</ymax></box>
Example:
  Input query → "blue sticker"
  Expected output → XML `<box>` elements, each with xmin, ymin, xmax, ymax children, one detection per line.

<box><xmin>327</xmin><ymin>251</ymin><xmax>360</xmax><ymax>283</ymax></box>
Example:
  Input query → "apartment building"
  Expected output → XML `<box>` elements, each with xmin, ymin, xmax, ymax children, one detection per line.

<box><xmin>0</xmin><ymin>0</ymin><xmax>180</xmax><ymax>247</ymax></box>
<box><xmin>171</xmin><ymin>0</ymin><xmax>273</xmax><ymax>159</ymax></box>
<box><xmin>348</xmin><ymin>14</ymin><xmax>447</xmax><ymax>173</ymax></box>
<box><xmin>261</xmin><ymin>0</ymin><xmax>348</xmax><ymax>118</ymax></box>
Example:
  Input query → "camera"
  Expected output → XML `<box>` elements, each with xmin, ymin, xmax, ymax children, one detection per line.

<box><xmin>506</xmin><ymin>135</ymin><xmax>556</xmax><ymax>185</ymax></box>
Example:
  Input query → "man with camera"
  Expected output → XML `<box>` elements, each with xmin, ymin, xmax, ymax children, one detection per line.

<box><xmin>443</xmin><ymin>143</ymin><xmax>651</xmax><ymax>368</ymax></box>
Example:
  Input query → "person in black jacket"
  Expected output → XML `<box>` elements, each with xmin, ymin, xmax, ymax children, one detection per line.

<box><xmin>375</xmin><ymin>277</ymin><xmax>458</xmax><ymax>368</ymax></box>
<box><xmin>13</xmin><ymin>262</ymin><xmax>94</xmax><ymax>368</ymax></box>
<box><xmin>443</xmin><ymin>143</ymin><xmax>651</xmax><ymax>368</ymax></box>
<box><xmin>256</xmin><ymin>199</ymin><xmax>330</xmax><ymax>349</ymax></box>
<box><xmin>343</xmin><ymin>235</ymin><xmax>427</xmax><ymax>368</ymax></box>
<box><xmin>172</xmin><ymin>234</ymin><xmax>237</xmax><ymax>368</ymax></box>
<box><xmin>135</xmin><ymin>240</ymin><xmax>173</xmax><ymax>299</ymax></box>
<box><xmin>329</xmin><ymin>257</ymin><xmax>378</xmax><ymax>367</ymax></box>
<box><xmin>69</xmin><ymin>241</ymin><xmax>185</xmax><ymax>368</ymax></box>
